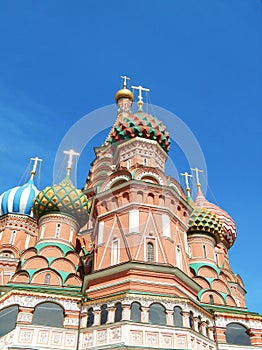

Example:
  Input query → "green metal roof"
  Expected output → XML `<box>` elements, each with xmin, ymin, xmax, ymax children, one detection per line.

<box><xmin>190</xmin><ymin>262</ymin><xmax>221</xmax><ymax>276</ymax></box>
<box><xmin>35</xmin><ymin>242</ymin><xmax>74</xmax><ymax>255</ymax></box>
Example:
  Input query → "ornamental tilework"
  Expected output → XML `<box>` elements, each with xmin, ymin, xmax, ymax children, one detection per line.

<box><xmin>111</xmin><ymin>327</ymin><xmax>121</xmax><ymax>341</ymax></box>
<box><xmin>146</xmin><ymin>332</ymin><xmax>158</xmax><ymax>346</ymax></box>
<box><xmin>19</xmin><ymin>329</ymin><xmax>33</xmax><ymax>343</ymax></box>
<box><xmin>97</xmin><ymin>329</ymin><xmax>107</xmax><ymax>343</ymax></box>
<box><xmin>51</xmin><ymin>332</ymin><xmax>63</xmax><ymax>346</ymax></box>
<box><xmin>38</xmin><ymin>331</ymin><xmax>49</xmax><ymax>344</ymax></box>
<box><xmin>130</xmin><ymin>331</ymin><xmax>143</xmax><ymax>345</ymax></box>
<box><xmin>83</xmin><ymin>332</ymin><xmax>93</xmax><ymax>347</ymax></box>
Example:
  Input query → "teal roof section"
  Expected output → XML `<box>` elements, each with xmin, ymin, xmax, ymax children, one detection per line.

<box><xmin>35</xmin><ymin>242</ymin><xmax>74</xmax><ymax>256</ymax></box>
<box><xmin>198</xmin><ymin>288</ymin><xmax>228</xmax><ymax>302</ymax></box>
<box><xmin>6</xmin><ymin>283</ymin><xmax>82</xmax><ymax>295</ymax></box>
<box><xmin>190</xmin><ymin>262</ymin><xmax>221</xmax><ymax>276</ymax></box>
<box><xmin>25</xmin><ymin>268</ymin><xmax>72</xmax><ymax>284</ymax></box>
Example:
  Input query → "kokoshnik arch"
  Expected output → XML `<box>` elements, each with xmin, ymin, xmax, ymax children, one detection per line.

<box><xmin>0</xmin><ymin>77</ymin><xmax>261</xmax><ymax>349</ymax></box>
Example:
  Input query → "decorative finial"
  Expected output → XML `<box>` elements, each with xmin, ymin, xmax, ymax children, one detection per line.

<box><xmin>120</xmin><ymin>75</ymin><xmax>130</xmax><ymax>89</ymax></box>
<box><xmin>191</xmin><ymin>167</ymin><xmax>204</xmax><ymax>191</ymax></box>
<box><xmin>131</xmin><ymin>84</ymin><xmax>150</xmax><ymax>110</ymax></box>
<box><xmin>180</xmin><ymin>171</ymin><xmax>192</xmax><ymax>198</ymax></box>
<box><xmin>30</xmin><ymin>157</ymin><xmax>43</xmax><ymax>180</ymax></box>
<box><xmin>64</xmin><ymin>149</ymin><xmax>80</xmax><ymax>176</ymax></box>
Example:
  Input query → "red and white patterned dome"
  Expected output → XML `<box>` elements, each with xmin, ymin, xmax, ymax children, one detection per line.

<box><xmin>195</xmin><ymin>189</ymin><xmax>237</xmax><ymax>249</ymax></box>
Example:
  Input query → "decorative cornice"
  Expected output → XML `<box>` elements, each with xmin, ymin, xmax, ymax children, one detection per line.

<box><xmin>83</xmin><ymin>261</ymin><xmax>202</xmax><ymax>295</ymax></box>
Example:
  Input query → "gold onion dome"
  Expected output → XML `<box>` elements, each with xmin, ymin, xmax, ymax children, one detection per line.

<box><xmin>33</xmin><ymin>176</ymin><xmax>89</xmax><ymax>227</ymax></box>
<box><xmin>115</xmin><ymin>87</ymin><xmax>134</xmax><ymax>103</ymax></box>
<box><xmin>188</xmin><ymin>207</ymin><xmax>223</xmax><ymax>244</ymax></box>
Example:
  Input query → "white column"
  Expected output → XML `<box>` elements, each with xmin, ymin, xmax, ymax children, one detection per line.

<box><xmin>141</xmin><ymin>306</ymin><xmax>149</xmax><ymax>323</ymax></box>
<box><xmin>166</xmin><ymin>310</ymin><xmax>174</xmax><ymax>326</ymax></box>
<box><xmin>93</xmin><ymin>306</ymin><xmax>101</xmax><ymax>326</ymax></box>
<box><xmin>122</xmin><ymin>304</ymin><xmax>131</xmax><ymax>321</ymax></box>
<box><xmin>107</xmin><ymin>306</ymin><xmax>115</xmax><ymax>324</ymax></box>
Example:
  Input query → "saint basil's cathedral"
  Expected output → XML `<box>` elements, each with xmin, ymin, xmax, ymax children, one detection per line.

<box><xmin>0</xmin><ymin>78</ymin><xmax>261</xmax><ymax>350</ymax></box>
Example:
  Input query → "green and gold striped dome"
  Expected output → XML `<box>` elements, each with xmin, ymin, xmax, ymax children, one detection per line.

<box><xmin>33</xmin><ymin>176</ymin><xmax>89</xmax><ymax>227</ymax></box>
<box><xmin>188</xmin><ymin>207</ymin><xmax>223</xmax><ymax>243</ymax></box>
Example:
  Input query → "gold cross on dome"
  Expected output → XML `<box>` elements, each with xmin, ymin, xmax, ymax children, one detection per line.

<box><xmin>131</xmin><ymin>84</ymin><xmax>150</xmax><ymax>104</ymax></box>
<box><xmin>120</xmin><ymin>75</ymin><xmax>130</xmax><ymax>88</ymax></box>
<box><xmin>191</xmin><ymin>167</ymin><xmax>204</xmax><ymax>188</ymax></box>
<box><xmin>30</xmin><ymin>156</ymin><xmax>43</xmax><ymax>180</ymax></box>
<box><xmin>64</xmin><ymin>149</ymin><xmax>80</xmax><ymax>176</ymax></box>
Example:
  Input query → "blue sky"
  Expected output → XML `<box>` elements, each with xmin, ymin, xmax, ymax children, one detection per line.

<box><xmin>0</xmin><ymin>1</ymin><xmax>261</xmax><ymax>313</ymax></box>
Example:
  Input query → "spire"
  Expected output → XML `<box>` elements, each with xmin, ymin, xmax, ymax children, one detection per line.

<box><xmin>191</xmin><ymin>167</ymin><xmax>206</xmax><ymax>205</ymax></box>
<box><xmin>191</xmin><ymin>167</ymin><xmax>204</xmax><ymax>192</ymax></box>
<box><xmin>131</xmin><ymin>84</ymin><xmax>150</xmax><ymax>111</ymax></box>
<box><xmin>30</xmin><ymin>157</ymin><xmax>42</xmax><ymax>180</ymax></box>
<box><xmin>120</xmin><ymin>75</ymin><xmax>130</xmax><ymax>89</ymax></box>
<box><xmin>180</xmin><ymin>171</ymin><xmax>192</xmax><ymax>199</ymax></box>
<box><xmin>114</xmin><ymin>75</ymin><xmax>134</xmax><ymax>104</ymax></box>
<box><xmin>64</xmin><ymin>149</ymin><xmax>80</xmax><ymax>177</ymax></box>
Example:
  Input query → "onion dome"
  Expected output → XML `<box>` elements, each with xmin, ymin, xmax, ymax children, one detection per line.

<box><xmin>115</xmin><ymin>87</ymin><xmax>134</xmax><ymax>103</ymax></box>
<box><xmin>0</xmin><ymin>179</ymin><xmax>39</xmax><ymax>217</ymax></box>
<box><xmin>33</xmin><ymin>176</ymin><xmax>89</xmax><ymax>227</ymax></box>
<box><xmin>108</xmin><ymin>110</ymin><xmax>170</xmax><ymax>153</ymax></box>
<box><xmin>195</xmin><ymin>190</ymin><xmax>237</xmax><ymax>249</ymax></box>
<box><xmin>188</xmin><ymin>207</ymin><xmax>224</xmax><ymax>244</ymax></box>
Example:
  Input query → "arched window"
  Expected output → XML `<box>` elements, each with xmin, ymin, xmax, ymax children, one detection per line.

<box><xmin>225</xmin><ymin>322</ymin><xmax>251</xmax><ymax>346</ymax></box>
<box><xmin>114</xmin><ymin>302</ymin><xmax>122</xmax><ymax>322</ymax></box>
<box><xmin>147</xmin><ymin>242</ymin><xmax>154</xmax><ymax>262</ymax></box>
<box><xmin>111</xmin><ymin>238</ymin><xmax>119</xmax><ymax>265</ymax></box>
<box><xmin>0</xmin><ymin>250</ymin><xmax>15</xmax><ymax>258</ymax></box>
<box><xmin>198</xmin><ymin>316</ymin><xmax>203</xmax><ymax>334</ymax></box>
<box><xmin>100</xmin><ymin>304</ymin><xmax>108</xmax><ymax>325</ymax></box>
<box><xmin>44</xmin><ymin>273</ymin><xmax>51</xmax><ymax>285</ymax></box>
<box><xmin>149</xmin><ymin>303</ymin><xmax>166</xmax><ymax>325</ymax></box>
<box><xmin>0</xmin><ymin>305</ymin><xmax>19</xmax><ymax>336</ymax></box>
<box><xmin>176</xmin><ymin>246</ymin><xmax>182</xmax><ymax>269</ymax></box>
<box><xmin>69</xmin><ymin>228</ymin><xmax>74</xmax><ymax>243</ymax></box>
<box><xmin>32</xmin><ymin>302</ymin><xmax>64</xmax><ymax>327</ymax></box>
<box><xmin>55</xmin><ymin>224</ymin><xmax>61</xmax><ymax>238</ymax></box>
<box><xmin>40</xmin><ymin>225</ymin><xmax>45</xmax><ymax>239</ymax></box>
<box><xmin>188</xmin><ymin>246</ymin><xmax>192</xmax><ymax>258</ymax></box>
<box><xmin>10</xmin><ymin>230</ymin><xmax>16</xmax><ymax>245</ymax></box>
<box><xmin>173</xmin><ymin>306</ymin><xmax>182</xmax><ymax>327</ymax></box>
<box><xmin>189</xmin><ymin>311</ymin><xmax>194</xmax><ymax>328</ymax></box>
<box><xmin>25</xmin><ymin>234</ymin><xmax>30</xmax><ymax>249</ymax></box>
<box><xmin>87</xmin><ymin>308</ymin><xmax>94</xmax><ymax>327</ymax></box>
<box><xmin>131</xmin><ymin>302</ymin><xmax>141</xmax><ymax>322</ymax></box>
<box><xmin>209</xmin><ymin>294</ymin><xmax>214</xmax><ymax>305</ymax></box>
<box><xmin>203</xmin><ymin>245</ymin><xmax>207</xmax><ymax>258</ymax></box>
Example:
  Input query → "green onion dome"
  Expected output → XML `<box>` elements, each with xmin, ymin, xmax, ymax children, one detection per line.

<box><xmin>108</xmin><ymin>110</ymin><xmax>170</xmax><ymax>153</ymax></box>
<box><xmin>33</xmin><ymin>176</ymin><xmax>89</xmax><ymax>227</ymax></box>
<box><xmin>188</xmin><ymin>207</ymin><xmax>223</xmax><ymax>244</ymax></box>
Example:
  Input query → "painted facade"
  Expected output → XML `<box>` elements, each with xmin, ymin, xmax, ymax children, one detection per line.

<box><xmin>0</xmin><ymin>80</ymin><xmax>261</xmax><ymax>349</ymax></box>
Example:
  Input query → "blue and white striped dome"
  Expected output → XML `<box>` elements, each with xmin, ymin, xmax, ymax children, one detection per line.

<box><xmin>0</xmin><ymin>179</ymin><xmax>39</xmax><ymax>217</ymax></box>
